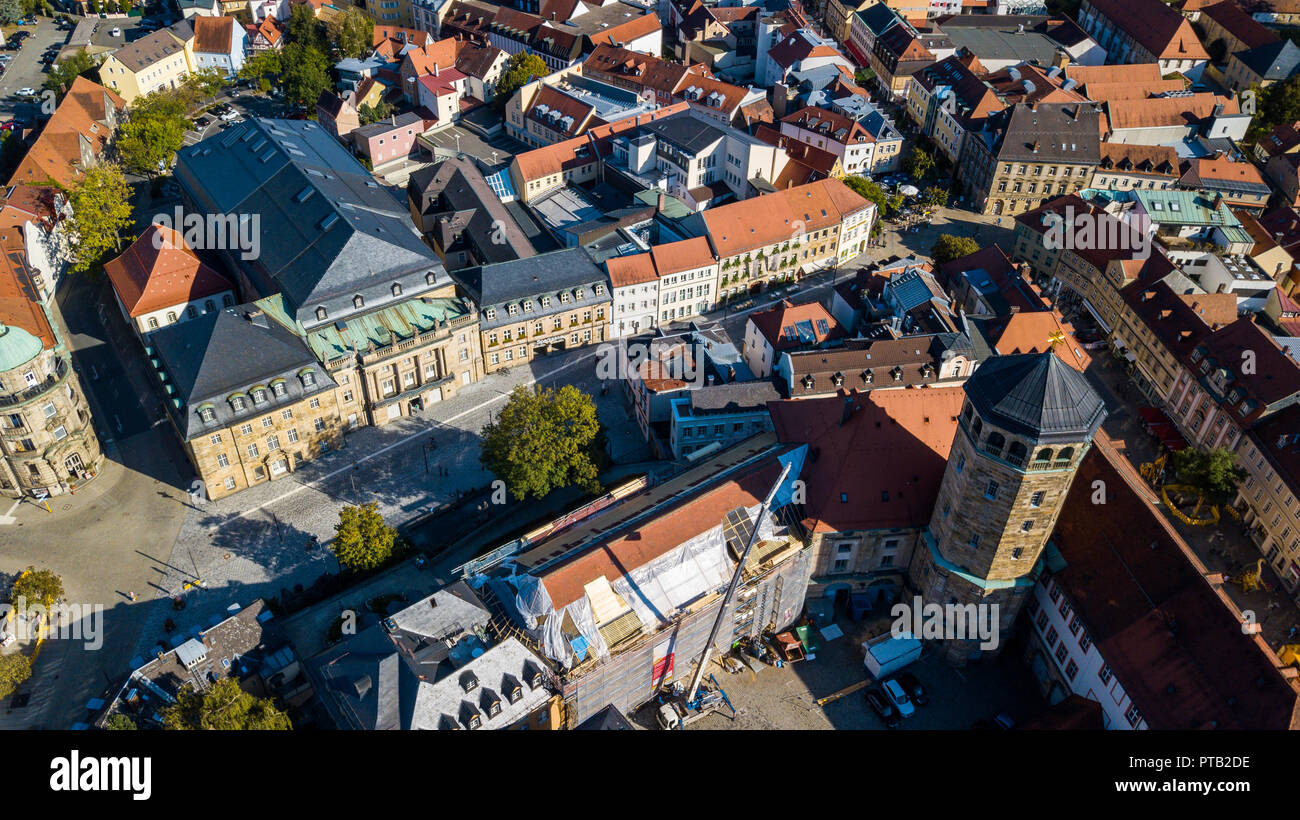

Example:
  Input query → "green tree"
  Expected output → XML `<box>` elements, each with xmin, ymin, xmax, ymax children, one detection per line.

<box><xmin>904</xmin><ymin>146</ymin><xmax>935</xmax><ymax>180</ymax></box>
<box><xmin>842</xmin><ymin>174</ymin><xmax>902</xmax><ymax>231</ymax></box>
<box><xmin>1171</xmin><ymin>448</ymin><xmax>1246</xmax><ymax>507</ymax></box>
<box><xmin>0</xmin><ymin>0</ymin><xmax>21</xmax><ymax>24</ymax></box>
<box><xmin>116</xmin><ymin>101</ymin><xmax>187</xmax><ymax>175</ymax></box>
<box><xmin>358</xmin><ymin>99</ymin><xmax>392</xmax><ymax>125</ymax></box>
<box><xmin>183</xmin><ymin>68</ymin><xmax>227</xmax><ymax>108</ymax></box>
<box><xmin>479</xmin><ymin>384</ymin><xmax>602</xmax><ymax>501</ymax></box>
<box><xmin>922</xmin><ymin>185</ymin><xmax>949</xmax><ymax>207</ymax></box>
<box><xmin>328</xmin><ymin>6</ymin><xmax>374</xmax><ymax>59</ymax></box>
<box><xmin>239</xmin><ymin>48</ymin><xmax>283</xmax><ymax>93</ymax></box>
<box><xmin>332</xmin><ymin>502</ymin><xmax>398</xmax><ymax>572</ymax></box>
<box><xmin>161</xmin><ymin>678</ymin><xmax>292</xmax><ymax>730</ymax></box>
<box><xmin>0</xmin><ymin>131</ymin><xmax>25</xmax><ymax>178</ymax></box>
<box><xmin>68</xmin><ymin>163</ymin><xmax>133</xmax><ymax>274</ymax></box>
<box><xmin>930</xmin><ymin>233</ymin><xmax>980</xmax><ymax>264</ymax></box>
<box><xmin>286</xmin><ymin>3</ymin><xmax>327</xmax><ymax>52</ymax></box>
<box><xmin>104</xmin><ymin>713</ymin><xmax>138</xmax><ymax>730</ymax></box>
<box><xmin>12</xmin><ymin>566</ymin><xmax>63</xmax><ymax>608</ymax></box>
<box><xmin>0</xmin><ymin>653</ymin><xmax>31</xmax><ymax>700</ymax></box>
<box><xmin>492</xmin><ymin>51</ymin><xmax>548</xmax><ymax>112</ymax></box>
<box><xmin>43</xmin><ymin>51</ymin><xmax>97</xmax><ymax>97</ymax></box>
<box><xmin>280</xmin><ymin>42</ymin><xmax>330</xmax><ymax>109</ymax></box>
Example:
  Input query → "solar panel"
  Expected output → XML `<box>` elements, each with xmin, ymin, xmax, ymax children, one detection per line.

<box><xmin>796</xmin><ymin>319</ymin><xmax>816</xmax><ymax>345</ymax></box>
<box><xmin>723</xmin><ymin>506</ymin><xmax>755</xmax><ymax>560</ymax></box>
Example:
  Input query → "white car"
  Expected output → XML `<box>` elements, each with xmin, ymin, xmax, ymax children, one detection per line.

<box><xmin>883</xmin><ymin>678</ymin><xmax>915</xmax><ymax>718</ymax></box>
<box><xmin>110</xmin><ymin>27</ymin><xmax>122</xmax><ymax>37</ymax></box>
<box><xmin>16</xmin><ymin>87</ymin><xmax>36</xmax><ymax>97</ymax></box>
<box><xmin>219</xmin><ymin>109</ymin><xmax>240</xmax><ymax>121</ymax></box>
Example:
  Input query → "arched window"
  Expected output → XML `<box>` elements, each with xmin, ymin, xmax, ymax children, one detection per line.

<box><xmin>186</xmin><ymin>305</ymin><xmax>197</xmax><ymax>319</ymax></box>
<box><xmin>1007</xmin><ymin>441</ymin><xmax>1027</xmax><ymax>465</ymax></box>
<box><xmin>984</xmin><ymin>431</ymin><xmax>1005</xmax><ymax>457</ymax></box>
<box><xmin>426</xmin><ymin>271</ymin><xmax>437</xmax><ymax>285</ymax></box>
<box><xmin>205</xmin><ymin>300</ymin><xmax>215</xmax><ymax>312</ymax></box>
<box><xmin>166</xmin><ymin>311</ymin><xmax>178</xmax><ymax>323</ymax></box>
<box><xmin>1034</xmin><ymin>448</ymin><xmax>1053</xmax><ymax>463</ymax></box>
<box><xmin>222</xmin><ymin>294</ymin><xmax>234</xmax><ymax>307</ymax></box>
<box><xmin>961</xmin><ymin>405</ymin><xmax>973</xmax><ymax>424</ymax></box>
<box><xmin>971</xmin><ymin>417</ymin><xmax>983</xmax><ymax>441</ymax></box>
<box><xmin>353</xmin><ymin>295</ymin><xmax>364</xmax><ymax>309</ymax></box>
<box><xmin>1054</xmin><ymin>446</ymin><xmax>1075</xmax><ymax>465</ymax></box>
<box><xmin>316</xmin><ymin>306</ymin><xmax>328</xmax><ymax>321</ymax></box>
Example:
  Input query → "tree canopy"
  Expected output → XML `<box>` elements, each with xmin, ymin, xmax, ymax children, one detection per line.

<box><xmin>929</xmin><ymin>233</ymin><xmax>980</xmax><ymax>264</ymax></box>
<box><xmin>286</xmin><ymin>3</ymin><xmax>328</xmax><ymax>52</ymax></box>
<box><xmin>480</xmin><ymin>384</ymin><xmax>603</xmax><ymax>500</ymax></box>
<box><xmin>161</xmin><ymin>678</ymin><xmax>292</xmax><ymax>730</ymax></box>
<box><xmin>12</xmin><ymin>566</ymin><xmax>63</xmax><ymax>608</ymax></box>
<box><xmin>842</xmin><ymin>175</ymin><xmax>901</xmax><ymax>227</ymax></box>
<box><xmin>332</xmin><ymin>502</ymin><xmax>399</xmax><ymax>572</ymax></box>
<box><xmin>0</xmin><ymin>654</ymin><xmax>31</xmax><ymax>700</ymax></box>
<box><xmin>0</xmin><ymin>0</ymin><xmax>20</xmax><ymax>25</ymax></box>
<box><xmin>115</xmin><ymin>91</ymin><xmax>189</xmax><ymax>176</ymax></box>
<box><xmin>68</xmin><ymin>163</ymin><xmax>134</xmax><ymax>274</ymax></box>
<box><xmin>239</xmin><ymin>48</ymin><xmax>283</xmax><ymax>93</ymax></box>
<box><xmin>1170</xmin><ymin>448</ymin><xmax>1246</xmax><ymax>503</ymax></box>
<box><xmin>359</xmin><ymin>99</ymin><xmax>393</xmax><ymax>125</ymax></box>
<box><xmin>493</xmin><ymin>52</ymin><xmax>549</xmax><ymax>112</ymax></box>
<box><xmin>903</xmin><ymin>146</ymin><xmax>936</xmax><ymax>180</ymax></box>
<box><xmin>280</xmin><ymin>42</ymin><xmax>331</xmax><ymax>109</ymax></box>
<box><xmin>328</xmin><ymin>6</ymin><xmax>374</xmax><ymax>59</ymax></box>
<box><xmin>43</xmin><ymin>51</ymin><xmax>97</xmax><ymax>97</ymax></box>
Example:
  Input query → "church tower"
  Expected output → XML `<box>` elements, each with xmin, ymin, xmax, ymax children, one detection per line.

<box><xmin>908</xmin><ymin>352</ymin><xmax>1106</xmax><ymax>665</ymax></box>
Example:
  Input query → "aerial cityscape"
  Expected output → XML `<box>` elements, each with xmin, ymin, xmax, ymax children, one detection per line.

<box><xmin>0</xmin><ymin>0</ymin><xmax>1297</xmax><ymax>759</ymax></box>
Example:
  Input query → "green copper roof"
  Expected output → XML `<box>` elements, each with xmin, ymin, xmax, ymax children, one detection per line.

<box><xmin>0</xmin><ymin>323</ymin><xmax>43</xmax><ymax>372</ymax></box>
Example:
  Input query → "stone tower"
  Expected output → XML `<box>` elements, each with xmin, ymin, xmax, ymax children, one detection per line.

<box><xmin>908</xmin><ymin>352</ymin><xmax>1106</xmax><ymax>665</ymax></box>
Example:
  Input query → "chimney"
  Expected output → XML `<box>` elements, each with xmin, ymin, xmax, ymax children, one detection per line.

<box><xmin>657</xmin><ymin>190</ymin><xmax>666</xmax><ymax>212</ymax></box>
<box><xmin>1053</xmin><ymin>49</ymin><xmax>1068</xmax><ymax>70</ymax></box>
<box><xmin>1212</xmin><ymin>102</ymin><xmax>1224</xmax><ymax>117</ymax></box>
<box><xmin>838</xmin><ymin>395</ymin><xmax>854</xmax><ymax>427</ymax></box>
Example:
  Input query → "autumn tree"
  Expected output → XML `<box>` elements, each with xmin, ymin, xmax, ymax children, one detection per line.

<box><xmin>11</xmin><ymin>566</ymin><xmax>63</xmax><ymax>608</ymax></box>
<box><xmin>161</xmin><ymin>678</ymin><xmax>292</xmax><ymax>730</ymax></box>
<box><xmin>0</xmin><ymin>654</ymin><xmax>31</xmax><ymax>700</ymax></box>
<box><xmin>68</xmin><ymin>163</ymin><xmax>134</xmax><ymax>274</ymax></box>
<box><xmin>332</xmin><ymin>502</ymin><xmax>399</xmax><ymax>572</ymax></box>
<box><xmin>479</xmin><ymin>384</ymin><xmax>602</xmax><ymax>500</ymax></box>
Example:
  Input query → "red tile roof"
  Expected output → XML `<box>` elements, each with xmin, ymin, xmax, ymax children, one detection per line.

<box><xmin>7</xmin><ymin>77</ymin><xmax>124</xmax><ymax>189</ymax></box>
<box><xmin>193</xmin><ymin>15</ymin><xmax>235</xmax><ymax>54</ymax></box>
<box><xmin>1084</xmin><ymin>0</ymin><xmax>1210</xmax><ymax>60</ymax></box>
<box><xmin>1052</xmin><ymin>435</ymin><xmax>1300</xmax><ymax>730</ymax></box>
<box><xmin>512</xmin><ymin>103</ymin><xmax>691</xmax><ymax>182</ymax></box>
<box><xmin>1201</xmin><ymin>0</ymin><xmax>1279</xmax><ymax>50</ymax></box>
<box><xmin>0</xmin><ymin>227</ymin><xmax>53</xmax><ymax>349</ymax></box>
<box><xmin>104</xmin><ymin>225</ymin><xmax>233</xmax><ymax>318</ymax></box>
<box><xmin>769</xmin><ymin>388</ymin><xmax>966</xmax><ymax>533</ymax></box>
<box><xmin>748</xmin><ymin>299</ymin><xmax>844</xmax><ymax>351</ymax></box>
<box><xmin>702</xmin><ymin>178</ymin><xmax>872</xmax><ymax>258</ymax></box>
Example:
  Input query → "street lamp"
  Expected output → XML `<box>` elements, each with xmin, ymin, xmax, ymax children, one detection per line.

<box><xmin>422</xmin><ymin>436</ymin><xmax>438</xmax><ymax>473</ymax></box>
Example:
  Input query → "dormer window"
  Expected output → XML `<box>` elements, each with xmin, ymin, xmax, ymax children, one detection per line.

<box><xmin>316</xmin><ymin>306</ymin><xmax>327</xmax><ymax>321</ymax></box>
<box><xmin>230</xmin><ymin>395</ymin><xmax>246</xmax><ymax>412</ymax></box>
<box><xmin>272</xmin><ymin>381</ymin><xmax>287</xmax><ymax>397</ymax></box>
<box><xmin>251</xmin><ymin>388</ymin><xmax>267</xmax><ymax>405</ymax></box>
<box><xmin>863</xmin><ymin>370</ymin><xmax>874</xmax><ymax>384</ymax></box>
<box><xmin>560</xmin><ymin>292</ymin><xmax>571</xmax><ymax>303</ymax></box>
<box><xmin>353</xmin><ymin>295</ymin><xmax>364</xmax><ymax>309</ymax></box>
<box><xmin>504</xmin><ymin>676</ymin><xmax>523</xmax><ymax>703</ymax></box>
<box><xmin>300</xmin><ymin>369</ymin><xmax>316</xmax><ymax>387</ymax></box>
<box><xmin>802</xmin><ymin>374</ymin><xmax>814</xmax><ymax>389</ymax></box>
<box><xmin>542</xmin><ymin>296</ymin><xmax>552</xmax><ymax>308</ymax></box>
<box><xmin>426</xmin><ymin>271</ymin><xmax>437</xmax><ymax>285</ymax></box>
<box><xmin>392</xmin><ymin>283</ymin><xmax>402</xmax><ymax>297</ymax></box>
<box><xmin>524</xmin><ymin>661</ymin><xmax>543</xmax><ymax>689</ymax></box>
<box><xmin>524</xmin><ymin>300</ymin><xmax>534</xmax><ymax>312</ymax></box>
<box><xmin>595</xmin><ymin>284</ymin><xmax>605</xmax><ymax>295</ymax></box>
<box><xmin>460</xmin><ymin>671</ymin><xmax>478</xmax><ymax>693</ymax></box>
<box><xmin>508</xmin><ymin>304</ymin><xmax>518</xmax><ymax>315</ymax></box>
<box><xmin>199</xmin><ymin>406</ymin><xmax>216</xmax><ymax>424</ymax></box>
<box><xmin>481</xmin><ymin>689</ymin><xmax>502</xmax><ymax>717</ymax></box>
<box><xmin>575</xmin><ymin>287</ymin><xmax>585</xmax><ymax>300</ymax></box>
<box><xmin>485</xmin><ymin>308</ymin><xmax>497</xmax><ymax>320</ymax></box>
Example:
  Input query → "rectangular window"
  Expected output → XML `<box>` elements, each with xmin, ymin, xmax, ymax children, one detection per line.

<box><xmin>287</xmin><ymin>429</ymin><xmax>299</xmax><ymax>443</ymax></box>
<box><xmin>1054</xmin><ymin>642</ymin><xmax>1068</xmax><ymax>665</ymax></box>
<box><xmin>210</xmin><ymin>434</ymin><xmax>222</xmax><ymax>445</ymax></box>
<box><xmin>247</xmin><ymin>443</ymin><xmax>259</xmax><ymax>458</ymax></box>
<box><xmin>281</xmin><ymin>410</ymin><xmax>293</xmax><ymax>420</ymax></box>
<box><xmin>1099</xmin><ymin>664</ymin><xmax>1113</xmax><ymax>684</ymax></box>
<box><xmin>240</xmin><ymin>424</ymin><xmax>253</xmax><ymax>435</ymax></box>
<box><xmin>1064</xmin><ymin>659</ymin><xmax>1078</xmax><ymax>681</ymax></box>
<box><xmin>1125</xmin><ymin>703</ymin><xmax>1142</xmax><ymax>727</ymax></box>
<box><xmin>217</xmin><ymin>453</ymin><xmax>229</xmax><ymax>468</ymax></box>
<box><xmin>1030</xmin><ymin>491</ymin><xmax>1045</xmax><ymax>507</ymax></box>
<box><xmin>984</xmin><ymin>480</ymin><xmax>999</xmax><ymax>500</ymax></box>
<box><xmin>1044</xmin><ymin>626</ymin><xmax>1058</xmax><ymax>647</ymax></box>
<box><xmin>310</xmin><ymin>398</ymin><xmax>321</xmax><ymax>409</ymax></box>
<box><xmin>1035</xmin><ymin>611</ymin><xmax>1049</xmax><ymax>632</ymax></box>
<box><xmin>224</xmin><ymin>477</ymin><xmax>236</xmax><ymax>490</ymax></box>
<box><xmin>262</xmin><ymin>417</ymin><xmax>274</xmax><ymax>428</ymax></box>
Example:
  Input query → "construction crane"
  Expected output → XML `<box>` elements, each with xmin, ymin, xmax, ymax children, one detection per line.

<box><xmin>657</xmin><ymin>461</ymin><xmax>792</xmax><ymax>729</ymax></box>
<box><xmin>1230</xmin><ymin>558</ymin><xmax>1266</xmax><ymax>594</ymax></box>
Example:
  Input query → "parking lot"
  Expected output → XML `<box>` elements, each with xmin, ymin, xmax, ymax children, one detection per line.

<box><xmin>0</xmin><ymin>19</ymin><xmax>70</xmax><ymax>124</ymax></box>
<box><xmin>662</xmin><ymin>613</ymin><xmax>1043</xmax><ymax>731</ymax></box>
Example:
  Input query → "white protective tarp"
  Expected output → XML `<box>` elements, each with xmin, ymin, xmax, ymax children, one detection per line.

<box><xmin>609</xmin><ymin>503</ymin><xmax>767</xmax><ymax>630</ymax></box>
<box><xmin>563</xmin><ymin>594</ymin><xmax>611</xmax><ymax>663</ymax></box>
<box><xmin>513</xmin><ymin>574</ymin><xmax>553</xmax><ymax>630</ymax></box>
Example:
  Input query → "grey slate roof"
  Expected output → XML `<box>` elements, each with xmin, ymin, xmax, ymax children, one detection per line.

<box><xmin>110</xmin><ymin>27</ymin><xmax>188</xmax><ymax>72</ymax></box>
<box><xmin>451</xmin><ymin>247</ymin><xmax>609</xmax><ymax>329</ymax></box>
<box><xmin>174</xmin><ymin>118</ymin><xmax>450</xmax><ymax>330</ymax></box>
<box><xmin>149</xmin><ymin>304</ymin><xmax>334</xmax><ymax>440</ymax></box>
<box><xmin>963</xmin><ymin>352</ymin><xmax>1105</xmax><ymax>445</ymax></box>
<box><xmin>989</xmin><ymin>102</ymin><xmax>1102</xmax><ymax>165</ymax></box>
<box><xmin>408</xmin><ymin>156</ymin><xmax>536</xmax><ymax>266</ymax></box>
<box><xmin>308</xmin><ymin>582</ymin><xmax>552</xmax><ymax>731</ymax></box>
<box><xmin>689</xmin><ymin>380</ymin><xmax>781</xmax><ymax>412</ymax></box>
<box><xmin>636</xmin><ymin>109</ymin><xmax>766</xmax><ymax>154</ymax></box>
<box><xmin>1235</xmin><ymin>39</ymin><xmax>1300</xmax><ymax>82</ymax></box>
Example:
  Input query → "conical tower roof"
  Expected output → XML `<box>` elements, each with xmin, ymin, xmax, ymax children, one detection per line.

<box><xmin>964</xmin><ymin>352</ymin><xmax>1106</xmax><ymax>446</ymax></box>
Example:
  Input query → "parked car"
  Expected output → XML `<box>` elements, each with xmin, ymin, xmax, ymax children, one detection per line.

<box><xmin>110</xmin><ymin>27</ymin><xmax>122</xmax><ymax>37</ymax></box>
<box><xmin>16</xmin><ymin>87</ymin><xmax>38</xmax><ymax>97</ymax></box>
<box><xmin>194</xmin><ymin>115</ymin><xmax>211</xmax><ymax>129</ymax></box>
<box><xmin>865</xmin><ymin>687</ymin><xmax>901</xmax><ymax>728</ymax></box>
<box><xmin>895</xmin><ymin>672</ymin><xmax>928</xmax><ymax>706</ymax></box>
<box><xmin>0</xmin><ymin>121</ymin><xmax>20</xmax><ymax>132</ymax></box>
<box><xmin>882</xmin><ymin>678</ymin><xmax>916</xmax><ymax>718</ymax></box>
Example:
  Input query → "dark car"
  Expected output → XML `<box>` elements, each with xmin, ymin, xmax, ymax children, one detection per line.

<box><xmin>14</xmin><ymin>30</ymin><xmax>31</xmax><ymax>41</ymax></box>
<box><xmin>0</xmin><ymin>121</ymin><xmax>21</xmax><ymax>132</ymax></box>
<box><xmin>865</xmin><ymin>687</ymin><xmax>901</xmax><ymax>728</ymax></box>
<box><xmin>194</xmin><ymin>115</ymin><xmax>211</xmax><ymax>129</ymax></box>
<box><xmin>895</xmin><ymin>672</ymin><xmax>928</xmax><ymax>706</ymax></box>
